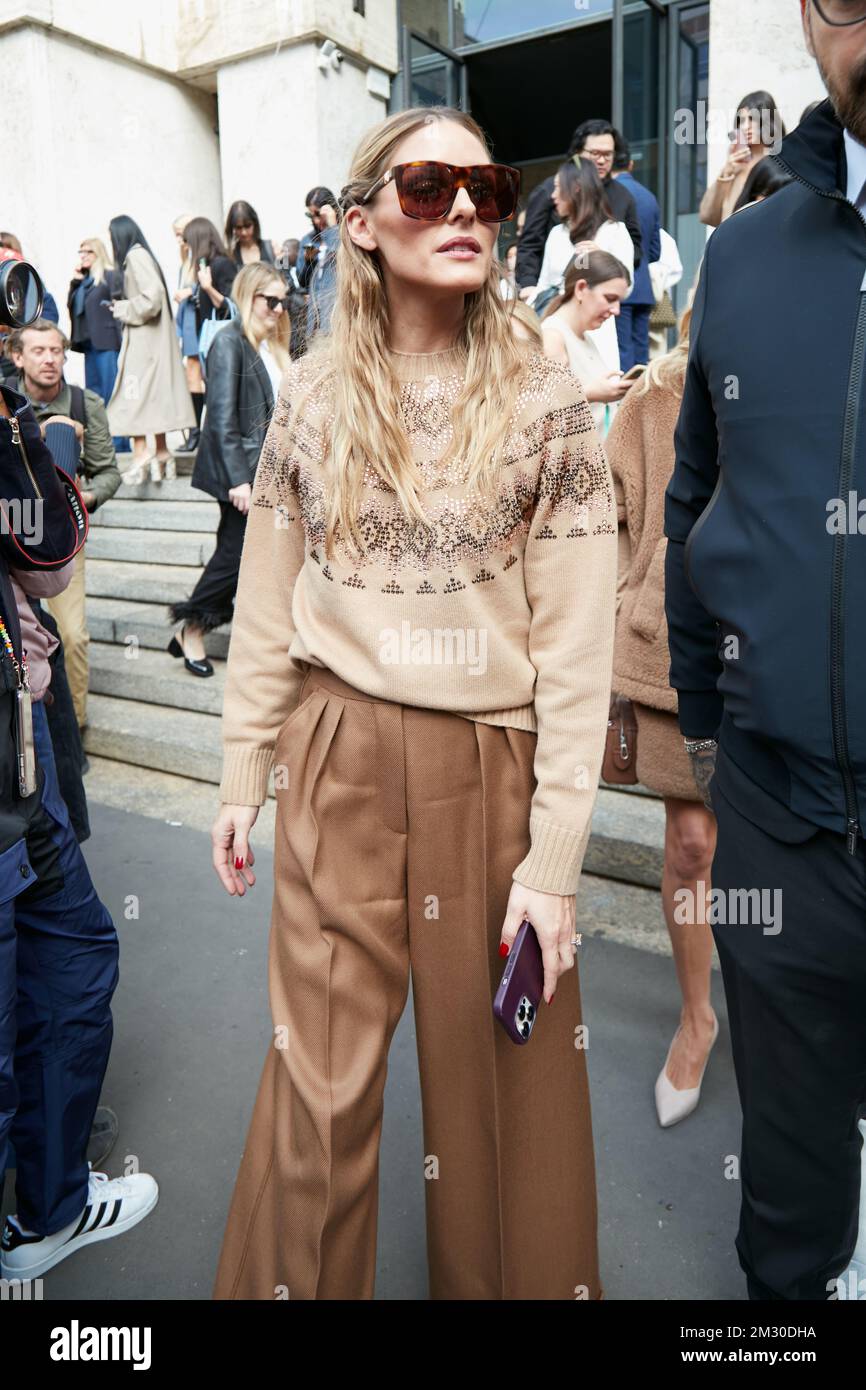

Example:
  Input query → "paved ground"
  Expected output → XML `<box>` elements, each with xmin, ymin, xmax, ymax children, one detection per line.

<box><xmin>2</xmin><ymin>803</ymin><xmax>745</xmax><ymax>1301</ymax></box>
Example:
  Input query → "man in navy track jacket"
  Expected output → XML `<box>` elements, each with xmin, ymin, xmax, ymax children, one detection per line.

<box><xmin>664</xmin><ymin>1</ymin><xmax>866</xmax><ymax>1301</ymax></box>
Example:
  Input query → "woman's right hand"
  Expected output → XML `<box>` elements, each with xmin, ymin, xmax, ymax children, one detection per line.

<box><xmin>212</xmin><ymin>802</ymin><xmax>259</xmax><ymax>896</ymax></box>
<box><xmin>587</xmin><ymin>372</ymin><xmax>633</xmax><ymax>403</ymax></box>
<box><xmin>721</xmin><ymin>141</ymin><xmax>751</xmax><ymax>179</ymax></box>
<box><xmin>173</xmin><ymin>286</ymin><xmax>193</xmax><ymax>305</ymax></box>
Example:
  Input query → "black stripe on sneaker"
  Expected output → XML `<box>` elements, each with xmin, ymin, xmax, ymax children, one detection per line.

<box><xmin>67</xmin><ymin>1205</ymin><xmax>92</xmax><ymax>1241</ymax></box>
<box><xmin>105</xmin><ymin>1199</ymin><xmax>122</xmax><ymax>1228</ymax></box>
<box><xmin>88</xmin><ymin>1202</ymin><xmax>108</xmax><ymax>1232</ymax></box>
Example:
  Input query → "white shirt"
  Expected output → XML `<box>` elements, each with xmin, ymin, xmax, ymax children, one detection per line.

<box><xmin>258</xmin><ymin>339</ymin><xmax>283</xmax><ymax>397</ymax></box>
<box><xmin>535</xmin><ymin>221</ymin><xmax>635</xmax><ymax>373</ymax></box>
<box><xmin>843</xmin><ymin>129</ymin><xmax>866</xmax><ymax>213</ymax></box>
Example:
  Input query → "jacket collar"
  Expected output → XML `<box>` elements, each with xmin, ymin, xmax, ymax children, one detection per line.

<box><xmin>775</xmin><ymin>96</ymin><xmax>847</xmax><ymax>195</ymax></box>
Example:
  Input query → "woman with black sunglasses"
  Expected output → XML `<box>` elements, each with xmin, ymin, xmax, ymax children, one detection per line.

<box><xmin>166</xmin><ymin>264</ymin><xmax>290</xmax><ymax>675</ymax></box>
<box><xmin>211</xmin><ymin>106</ymin><xmax>617</xmax><ymax>1302</ymax></box>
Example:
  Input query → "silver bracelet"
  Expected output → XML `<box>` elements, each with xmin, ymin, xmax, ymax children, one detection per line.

<box><xmin>684</xmin><ymin>737</ymin><xmax>718</xmax><ymax>754</ymax></box>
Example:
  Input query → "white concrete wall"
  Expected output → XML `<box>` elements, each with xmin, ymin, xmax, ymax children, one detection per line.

<box><xmin>0</xmin><ymin>24</ymin><xmax>221</xmax><ymax>378</ymax></box>
<box><xmin>706</xmin><ymin>0</ymin><xmax>826</xmax><ymax>185</ymax></box>
<box><xmin>217</xmin><ymin>40</ymin><xmax>388</xmax><ymax>249</ymax></box>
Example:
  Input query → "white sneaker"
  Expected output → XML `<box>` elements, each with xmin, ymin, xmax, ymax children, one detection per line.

<box><xmin>0</xmin><ymin>1168</ymin><xmax>158</xmax><ymax>1281</ymax></box>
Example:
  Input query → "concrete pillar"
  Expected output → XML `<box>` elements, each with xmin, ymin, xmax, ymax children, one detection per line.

<box><xmin>706</xmin><ymin>0</ymin><xmax>826</xmax><ymax>188</ymax></box>
<box><xmin>217</xmin><ymin>43</ymin><xmax>390</xmax><ymax>251</ymax></box>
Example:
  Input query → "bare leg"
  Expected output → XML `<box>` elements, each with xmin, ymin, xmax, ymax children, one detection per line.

<box><xmin>176</xmin><ymin>622</ymin><xmax>206</xmax><ymax>661</ymax></box>
<box><xmin>660</xmin><ymin>796</ymin><xmax>718</xmax><ymax>1089</ymax></box>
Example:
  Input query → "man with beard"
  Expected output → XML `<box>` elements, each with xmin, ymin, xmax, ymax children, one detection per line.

<box><xmin>664</xmin><ymin>0</ymin><xmax>866</xmax><ymax>1300</ymax></box>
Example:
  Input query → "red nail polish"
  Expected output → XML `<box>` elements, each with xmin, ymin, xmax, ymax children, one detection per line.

<box><xmin>547</xmin><ymin>994</ymin><xmax>554</xmax><ymax>1005</ymax></box>
<box><xmin>235</xmin><ymin>857</ymin><xmax>244</xmax><ymax>870</ymax></box>
<box><xmin>499</xmin><ymin>942</ymin><xmax>509</xmax><ymax>957</ymax></box>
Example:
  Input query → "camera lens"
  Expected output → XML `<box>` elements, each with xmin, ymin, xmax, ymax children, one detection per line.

<box><xmin>0</xmin><ymin>262</ymin><xmax>44</xmax><ymax>327</ymax></box>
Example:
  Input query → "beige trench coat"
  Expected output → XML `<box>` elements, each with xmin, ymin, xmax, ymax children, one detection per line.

<box><xmin>107</xmin><ymin>244</ymin><xmax>195</xmax><ymax>435</ymax></box>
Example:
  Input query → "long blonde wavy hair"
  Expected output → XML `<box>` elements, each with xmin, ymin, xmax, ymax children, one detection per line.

<box><xmin>297</xmin><ymin>106</ymin><xmax>526</xmax><ymax>559</ymax></box>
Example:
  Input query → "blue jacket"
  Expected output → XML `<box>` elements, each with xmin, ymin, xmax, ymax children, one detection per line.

<box><xmin>616</xmin><ymin>172</ymin><xmax>660</xmax><ymax>306</ymax></box>
<box><xmin>664</xmin><ymin>99</ymin><xmax>866</xmax><ymax>853</ymax></box>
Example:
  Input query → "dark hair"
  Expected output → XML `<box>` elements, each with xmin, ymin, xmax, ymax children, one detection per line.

<box><xmin>541</xmin><ymin>248</ymin><xmax>631</xmax><ymax>320</ymax></box>
<box><xmin>304</xmin><ymin>186</ymin><xmax>339</xmax><ymax>212</ymax></box>
<box><xmin>0</xmin><ymin>231</ymin><xmax>22</xmax><ymax>254</ymax></box>
<box><xmin>556</xmin><ymin>158</ymin><xmax>614</xmax><ymax>242</ymax></box>
<box><xmin>8</xmin><ymin>316</ymin><xmax>69</xmax><ymax>356</ymax></box>
<box><xmin>568</xmin><ymin>119</ymin><xmax>619</xmax><ymax>157</ymax></box>
<box><xmin>732</xmin><ymin>157</ymin><xmax>793</xmax><ymax>212</ymax></box>
<box><xmin>109</xmin><ymin>215</ymin><xmax>170</xmax><ymax>302</ymax></box>
<box><xmin>225</xmin><ymin>200</ymin><xmax>263</xmax><ymax>251</ymax></box>
<box><xmin>736</xmin><ymin>90</ymin><xmax>786</xmax><ymax>148</ymax></box>
<box><xmin>612</xmin><ymin>135</ymin><xmax>632</xmax><ymax>173</ymax></box>
<box><xmin>183</xmin><ymin>216</ymin><xmax>228</xmax><ymax>265</ymax></box>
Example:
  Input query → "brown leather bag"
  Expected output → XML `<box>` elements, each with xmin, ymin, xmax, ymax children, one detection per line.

<box><xmin>602</xmin><ymin>693</ymin><xmax>638</xmax><ymax>785</ymax></box>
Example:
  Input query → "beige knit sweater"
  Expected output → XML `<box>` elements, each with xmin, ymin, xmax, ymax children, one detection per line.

<box><xmin>218</xmin><ymin>343</ymin><xmax>617</xmax><ymax>896</ymax></box>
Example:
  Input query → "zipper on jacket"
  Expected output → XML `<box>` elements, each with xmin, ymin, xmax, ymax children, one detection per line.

<box><xmin>774</xmin><ymin>156</ymin><xmax>866</xmax><ymax>854</ymax></box>
<box><xmin>8</xmin><ymin>410</ymin><xmax>42</xmax><ymax>501</ymax></box>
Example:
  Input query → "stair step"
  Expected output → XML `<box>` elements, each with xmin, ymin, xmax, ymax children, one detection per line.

<box><xmin>90</xmin><ymin>497</ymin><xmax>220</xmax><ymax>532</ymax></box>
<box><xmin>86</xmin><ymin>558</ymin><xmax>204</xmax><ymax>604</ymax></box>
<box><xmin>116</xmin><ymin>476</ymin><xmax>202</xmax><ymax>502</ymax></box>
<box><xmin>88</xmin><ymin>640</ymin><xmax>226</xmax><ymax>715</ymax></box>
<box><xmin>82</xmin><ymin>694</ymin><xmax>233</xmax><ymax>786</ymax></box>
<box><xmin>87</xmin><ymin>527</ymin><xmax>216</xmax><ymax>566</ymax></box>
<box><xmin>86</xmin><ymin>596</ymin><xmax>231</xmax><ymax>658</ymax></box>
<box><xmin>584</xmin><ymin>787</ymin><xmax>665</xmax><ymax>888</ymax></box>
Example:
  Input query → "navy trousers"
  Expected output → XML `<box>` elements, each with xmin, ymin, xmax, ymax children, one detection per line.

<box><xmin>615</xmin><ymin>302</ymin><xmax>652</xmax><ymax>372</ymax></box>
<box><xmin>710</xmin><ymin>776</ymin><xmax>866</xmax><ymax>1300</ymax></box>
<box><xmin>84</xmin><ymin>346</ymin><xmax>128</xmax><ymax>453</ymax></box>
<box><xmin>0</xmin><ymin>697</ymin><xmax>118</xmax><ymax>1234</ymax></box>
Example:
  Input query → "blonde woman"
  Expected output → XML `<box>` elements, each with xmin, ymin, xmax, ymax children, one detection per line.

<box><xmin>167</xmin><ymin>263</ymin><xmax>290</xmax><ymax>675</ymax></box>
<box><xmin>171</xmin><ymin>214</ymin><xmax>204</xmax><ymax>450</ymax></box>
<box><xmin>604</xmin><ymin>292</ymin><xmax>719</xmax><ymax>1128</ymax></box>
<box><xmin>67</xmin><ymin>237</ymin><xmax>126</xmax><ymax>447</ymax></box>
<box><xmin>210</xmin><ymin>105</ymin><xmax>617</xmax><ymax>1301</ymax></box>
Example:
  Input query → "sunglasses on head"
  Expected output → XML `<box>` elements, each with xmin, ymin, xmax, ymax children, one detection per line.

<box><xmin>255</xmin><ymin>292</ymin><xmax>290</xmax><ymax>311</ymax></box>
<box><xmin>359</xmin><ymin>161</ymin><xmax>520</xmax><ymax>223</ymax></box>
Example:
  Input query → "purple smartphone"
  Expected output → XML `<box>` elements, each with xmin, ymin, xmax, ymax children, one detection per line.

<box><xmin>493</xmin><ymin>918</ymin><xmax>544</xmax><ymax>1044</ymax></box>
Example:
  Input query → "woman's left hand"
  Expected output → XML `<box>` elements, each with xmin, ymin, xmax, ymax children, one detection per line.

<box><xmin>500</xmin><ymin>880</ymin><xmax>577</xmax><ymax>1005</ymax></box>
<box><xmin>228</xmin><ymin>482</ymin><xmax>252</xmax><ymax>513</ymax></box>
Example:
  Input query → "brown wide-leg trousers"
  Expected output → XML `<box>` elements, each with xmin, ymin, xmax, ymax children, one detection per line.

<box><xmin>213</xmin><ymin>664</ymin><xmax>602</xmax><ymax>1300</ymax></box>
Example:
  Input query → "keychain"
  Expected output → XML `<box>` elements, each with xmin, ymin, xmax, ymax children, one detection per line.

<box><xmin>0</xmin><ymin>615</ymin><xmax>37</xmax><ymax>796</ymax></box>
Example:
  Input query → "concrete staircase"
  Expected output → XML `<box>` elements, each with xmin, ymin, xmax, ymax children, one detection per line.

<box><xmin>82</xmin><ymin>465</ymin><xmax>673</xmax><ymax>951</ymax></box>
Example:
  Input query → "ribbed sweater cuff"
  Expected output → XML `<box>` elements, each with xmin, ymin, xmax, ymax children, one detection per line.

<box><xmin>219</xmin><ymin>744</ymin><xmax>273</xmax><ymax>807</ymax></box>
<box><xmin>512</xmin><ymin>816</ymin><xmax>590</xmax><ymax>896</ymax></box>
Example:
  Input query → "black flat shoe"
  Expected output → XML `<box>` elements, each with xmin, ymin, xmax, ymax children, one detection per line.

<box><xmin>168</xmin><ymin>627</ymin><xmax>214</xmax><ymax>677</ymax></box>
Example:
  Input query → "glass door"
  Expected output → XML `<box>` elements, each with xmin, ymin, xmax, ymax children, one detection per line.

<box><xmin>612</xmin><ymin>0</ymin><xmax>667</xmax><ymax>203</ymax></box>
<box><xmin>399</xmin><ymin>27</ymin><xmax>468</xmax><ymax>111</ymax></box>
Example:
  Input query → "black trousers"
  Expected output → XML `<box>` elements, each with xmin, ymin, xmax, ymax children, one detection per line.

<box><xmin>709</xmin><ymin>777</ymin><xmax>866</xmax><ymax>1300</ymax></box>
<box><xmin>168</xmin><ymin>500</ymin><xmax>247</xmax><ymax>633</ymax></box>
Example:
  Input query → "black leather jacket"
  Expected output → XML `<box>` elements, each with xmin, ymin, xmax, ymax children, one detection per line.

<box><xmin>191</xmin><ymin>321</ymin><xmax>276</xmax><ymax>500</ymax></box>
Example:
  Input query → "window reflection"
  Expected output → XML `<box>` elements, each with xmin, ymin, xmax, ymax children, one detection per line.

<box><xmin>457</xmin><ymin>0</ymin><xmax>613</xmax><ymax>46</ymax></box>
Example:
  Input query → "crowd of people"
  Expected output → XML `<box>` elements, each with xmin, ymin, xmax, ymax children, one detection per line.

<box><xmin>1</xmin><ymin>0</ymin><xmax>865</xmax><ymax>1308</ymax></box>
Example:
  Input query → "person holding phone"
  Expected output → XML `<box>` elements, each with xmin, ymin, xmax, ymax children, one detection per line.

<box><xmin>540</xmin><ymin>250</ymin><xmax>634</xmax><ymax>437</ymax></box>
<box><xmin>699</xmin><ymin>90</ymin><xmax>785</xmax><ymax>227</ymax></box>
<box><xmin>210</xmin><ymin>105</ymin><xmax>617</xmax><ymax>1302</ymax></box>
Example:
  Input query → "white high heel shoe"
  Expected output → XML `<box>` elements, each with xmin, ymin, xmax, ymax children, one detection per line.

<box><xmin>654</xmin><ymin>1012</ymin><xmax>719</xmax><ymax>1128</ymax></box>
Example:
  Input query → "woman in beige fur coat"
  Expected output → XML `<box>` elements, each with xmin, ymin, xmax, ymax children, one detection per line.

<box><xmin>107</xmin><ymin>215</ymin><xmax>195</xmax><ymax>483</ymax></box>
<box><xmin>605</xmin><ymin>297</ymin><xmax>719</xmax><ymax>1129</ymax></box>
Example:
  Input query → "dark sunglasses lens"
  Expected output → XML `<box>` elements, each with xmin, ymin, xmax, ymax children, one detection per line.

<box><xmin>470</xmin><ymin>166</ymin><xmax>519</xmax><ymax>222</ymax></box>
<box><xmin>397</xmin><ymin>163</ymin><xmax>454</xmax><ymax>219</ymax></box>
